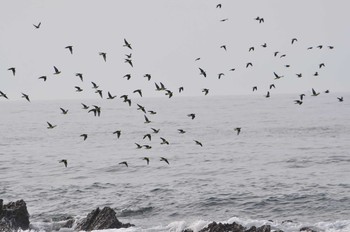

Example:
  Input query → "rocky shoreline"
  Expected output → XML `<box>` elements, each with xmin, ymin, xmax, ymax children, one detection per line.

<box><xmin>0</xmin><ymin>199</ymin><xmax>319</xmax><ymax>232</ymax></box>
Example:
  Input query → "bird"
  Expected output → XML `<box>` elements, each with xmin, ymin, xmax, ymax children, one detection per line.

<box><xmin>317</xmin><ymin>45</ymin><xmax>323</xmax><ymax>49</ymax></box>
<box><xmin>337</xmin><ymin>97</ymin><xmax>344</xmax><ymax>102</ymax></box>
<box><xmin>199</xmin><ymin>68</ymin><xmax>206</xmax><ymax>77</ymax></box>
<box><xmin>47</xmin><ymin>122</ymin><xmax>57</xmax><ymax>129</ymax></box>
<box><xmin>285</xmin><ymin>65</ymin><xmax>290</xmax><ymax>68</ymax></box>
<box><xmin>160</xmin><ymin>137</ymin><xmax>169</xmax><ymax>145</ymax></box>
<box><xmin>265</xmin><ymin>91</ymin><xmax>270</xmax><ymax>98</ymax></box>
<box><xmin>135</xmin><ymin>143</ymin><xmax>142</xmax><ymax>149</ymax></box>
<box><xmin>137</xmin><ymin>104</ymin><xmax>146</xmax><ymax>113</ymax></box>
<box><xmin>113</xmin><ymin>130</ymin><xmax>121</xmax><ymax>138</ymax></box>
<box><xmin>294</xmin><ymin>100</ymin><xmax>303</xmax><ymax>105</ymax></box>
<box><xmin>75</xmin><ymin>86</ymin><xmax>83</xmax><ymax>92</ymax></box>
<box><xmin>88</xmin><ymin>105</ymin><xmax>101</xmax><ymax>116</ymax></box>
<box><xmin>95</xmin><ymin>89</ymin><xmax>103</xmax><ymax>98</ymax></box>
<box><xmin>144</xmin><ymin>74</ymin><xmax>151</xmax><ymax>81</ymax></box>
<box><xmin>194</xmin><ymin>140</ymin><xmax>203</xmax><ymax>147</ymax></box>
<box><xmin>81</xmin><ymin>103</ymin><xmax>89</xmax><ymax>109</ymax></box>
<box><xmin>229</xmin><ymin>68</ymin><xmax>236</xmax><ymax>71</ymax></box>
<box><xmin>143</xmin><ymin>157</ymin><xmax>150</xmax><ymax>165</ymax></box>
<box><xmin>151</xmin><ymin>128</ymin><xmax>160</xmax><ymax>133</ymax></box>
<box><xmin>269</xmin><ymin>84</ymin><xmax>275</xmax><ymax>89</ymax></box>
<box><xmin>91</xmin><ymin>82</ymin><xmax>99</xmax><ymax>89</ymax></box>
<box><xmin>274</xmin><ymin>72</ymin><xmax>283</xmax><ymax>79</ymax></box>
<box><xmin>38</xmin><ymin>76</ymin><xmax>47</xmax><ymax>81</ymax></box>
<box><xmin>165</xmin><ymin>90</ymin><xmax>173</xmax><ymax>98</ymax></box>
<box><xmin>179</xmin><ymin>87</ymin><xmax>184</xmax><ymax>93</ymax></box>
<box><xmin>307</xmin><ymin>47</ymin><xmax>313</xmax><ymax>50</ymax></box>
<box><xmin>220</xmin><ymin>45</ymin><xmax>227</xmax><ymax>51</ymax></box>
<box><xmin>59</xmin><ymin>159</ymin><xmax>67</xmax><ymax>167</ymax></box>
<box><xmin>33</xmin><ymin>22</ymin><xmax>41</xmax><ymax>29</ymax></box>
<box><xmin>249</xmin><ymin>47</ymin><xmax>254</xmax><ymax>52</ymax></box>
<box><xmin>53</xmin><ymin>66</ymin><xmax>61</xmax><ymax>75</ymax></box>
<box><xmin>178</xmin><ymin>129</ymin><xmax>186</xmax><ymax>134</ymax></box>
<box><xmin>160</xmin><ymin>157</ymin><xmax>169</xmax><ymax>165</ymax></box>
<box><xmin>125</xmin><ymin>53</ymin><xmax>132</xmax><ymax>59</ymax></box>
<box><xmin>311</xmin><ymin>88</ymin><xmax>320</xmax><ymax>96</ymax></box>
<box><xmin>291</xmin><ymin>38</ymin><xmax>298</xmax><ymax>44</ymax></box>
<box><xmin>107</xmin><ymin>92</ymin><xmax>116</xmax><ymax>99</ymax></box>
<box><xmin>65</xmin><ymin>46</ymin><xmax>73</xmax><ymax>54</ymax></box>
<box><xmin>143</xmin><ymin>134</ymin><xmax>151</xmax><ymax>141</ymax></box>
<box><xmin>0</xmin><ymin>91</ymin><xmax>9</xmax><ymax>99</ymax></box>
<box><xmin>252</xmin><ymin>86</ymin><xmax>257</xmax><ymax>92</ymax></box>
<box><xmin>280</xmin><ymin>54</ymin><xmax>286</xmax><ymax>58</ymax></box>
<box><xmin>124</xmin><ymin>99</ymin><xmax>132</xmax><ymax>107</ymax></box>
<box><xmin>123</xmin><ymin>39</ymin><xmax>132</xmax><ymax>49</ymax></box>
<box><xmin>123</xmin><ymin>74</ymin><xmax>131</xmax><ymax>80</ymax></box>
<box><xmin>300</xmin><ymin>94</ymin><xmax>305</xmax><ymax>100</ymax></box>
<box><xmin>8</xmin><ymin>67</ymin><xmax>16</xmax><ymax>76</ymax></box>
<box><xmin>60</xmin><ymin>108</ymin><xmax>68</xmax><ymax>114</ymax></box>
<box><xmin>296</xmin><ymin>73</ymin><xmax>302</xmax><ymax>78</ymax></box>
<box><xmin>99</xmin><ymin>52</ymin><xmax>107</xmax><ymax>62</ymax></box>
<box><xmin>148</xmin><ymin>110</ymin><xmax>157</xmax><ymax>115</ymax></box>
<box><xmin>234</xmin><ymin>127</ymin><xmax>241</xmax><ymax>135</ymax></box>
<box><xmin>133</xmin><ymin>89</ymin><xmax>143</xmax><ymax>97</ymax></box>
<box><xmin>218</xmin><ymin>73</ymin><xmax>225</xmax><ymax>79</ymax></box>
<box><xmin>202</xmin><ymin>88</ymin><xmax>209</xmax><ymax>95</ymax></box>
<box><xmin>143</xmin><ymin>145</ymin><xmax>152</xmax><ymax>149</ymax></box>
<box><xmin>220</xmin><ymin>18</ymin><xmax>228</xmax><ymax>22</ymax></box>
<box><xmin>76</xmin><ymin>73</ymin><xmax>83</xmax><ymax>82</ymax></box>
<box><xmin>187</xmin><ymin>113</ymin><xmax>195</xmax><ymax>119</ymax></box>
<box><xmin>80</xmin><ymin>134</ymin><xmax>88</xmax><ymax>141</ymax></box>
<box><xmin>274</xmin><ymin>51</ymin><xmax>279</xmax><ymax>57</ymax></box>
<box><xmin>324</xmin><ymin>90</ymin><xmax>330</xmax><ymax>94</ymax></box>
<box><xmin>261</xmin><ymin>43</ymin><xmax>267</xmax><ymax>48</ymax></box>
<box><xmin>119</xmin><ymin>161</ymin><xmax>128</xmax><ymax>167</ymax></box>
<box><xmin>328</xmin><ymin>46</ymin><xmax>334</xmax><ymax>49</ymax></box>
<box><xmin>195</xmin><ymin>57</ymin><xmax>201</xmax><ymax>61</ymax></box>
<box><xmin>216</xmin><ymin>4</ymin><xmax>222</xmax><ymax>8</ymax></box>
<box><xmin>144</xmin><ymin>115</ymin><xmax>151</xmax><ymax>123</ymax></box>
<box><xmin>314</xmin><ymin>72</ymin><xmax>319</xmax><ymax>77</ymax></box>
<box><xmin>319</xmin><ymin>63</ymin><xmax>325</xmax><ymax>69</ymax></box>
<box><xmin>21</xmin><ymin>93</ymin><xmax>30</xmax><ymax>102</ymax></box>
<box><xmin>246</xmin><ymin>62</ymin><xmax>253</xmax><ymax>68</ymax></box>
<box><xmin>125</xmin><ymin>59</ymin><xmax>133</xmax><ymax>67</ymax></box>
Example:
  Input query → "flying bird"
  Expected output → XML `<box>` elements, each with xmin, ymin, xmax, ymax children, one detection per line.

<box><xmin>328</xmin><ymin>46</ymin><xmax>334</xmax><ymax>49</ymax></box>
<box><xmin>269</xmin><ymin>84</ymin><xmax>275</xmax><ymax>89</ymax></box>
<box><xmin>324</xmin><ymin>90</ymin><xmax>330</xmax><ymax>94</ymax></box>
<box><xmin>314</xmin><ymin>72</ymin><xmax>319</xmax><ymax>77</ymax></box>
<box><xmin>38</xmin><ymin>76</ymin><xmax>47</xmax><ymax>81</ymax></box>
<box><xmin>8</xmin><ymin>67</ymin><xmax>16</xmax><ymax>76</ymax></box>
<box><xmin>47</xmin><ymin>122</ymin><xmax>57</xmax><ymax>129</ymax></box>
<box><xmin>165</xmin><ymin>90</ymin><xmax>173</xmax><ymax>98</ymax></box>
<box><xmin>80</xmin><ymin>134</ymin><xmax>88</xmax><ymax>141</ymax></box>
<box><xmin>249</xmin><ymin>47</ymin><xmax>254</xmax><ymax>52</ymax></box>
<box><xmin>148</xmin><ymin>110</ymin><xmax>157</xmax><ymax>115</ymax></box>
<box><xmin>75</xmin><ymin>86</ymin><xmax>83</xmax><ymax>92</ymax></box>
<box><xmin>311</xmin><ymin>88</ymin><xmax>320</xmax><ymax>96</ymax></box>
<box><xmin>216</xmin><ymin>4</ymin><xmax>222</xmax><ymax>8</ymax></box>
<box><xmin>265</xmin><ymin>91</ymin><xmax>270</xmax><ymax>98</ymax></box>
<box><xmin>53</xmin><ymin>66</ymin><xmax>61</xmax><ymax>75</ymax></box>
<box><xmin>194</xmin><ymin>140</ymin><xmax>203</xmax><ymax>147</ymax></box>
<box><xmin>123</xmin><ymin>39</ymin><xmax>132</xmax><ymax>49</ymax></box>
<box><xmin>160</xmin><ymin>157</ymin><xmax>169</xmax><ymax>165</ymax></box>
<box><xmin>107</xmin><ymin>92</ymin><xmax>116</xmax><ymax>99</ymax></box>
<box><xmin>300</xmin><ymin>94</ymin><xmax>305</xmax><ymax>100</ymax></box>
<box><xmin>151</xmin><ymin>128</ymin><xmax>160</xmax><ymax>134</ymax></box>
<box><xmin>220</xmin><ymin>18</ymin><xmax>228</xmax><ymax>22</ymax></box>
<box><xmin>234</xmin><ymin>127</ymin><xmax>241</xmax><ymax>135</ymax></box>
<box><xmin>123</xmin><ymin>74</ymin><xmax>131</xmax><ymax>80</ymax></box>
<box><xmin>261</xmin><ymin>43</ymin><xmax>267</xmax><ymax>48</ymax></box>
<box><xmin>220</xmin><ymin>45</ymin><xmax>227</xmax><ymax>51</ymax></box>
<box><xmin>21</xmin><ymin>93</ymin><xmax>30</xmax><ymax>102</ymax></box>
<box><xmin>199</xmin><ymin>68</ymin><xmax>207</xmax><ymax>77</ymax></box>
<box><xmin>218</xmin><ymin>73</ymin><xmax>225</xmax><ymax>79</ymax></box>
<box><xmin>317</xmin><ymin>45</ymin><xmax>323</xmax><ymax>49</ymax></box>
<box><xmin>178</xmin><ymin>129</ymin><xmax>186</xmax><ymax>134</ymax></box>
<box><xmin>91</xmin><ymin>82</ymin><xmax>99</xmax><ymax>89</ymax></box>
<box><xmin>291</xmin><ymin>38</ymin><xmax>298</xmax><ymax>44</ymax></box>
<box><xmin>337</xmin><ymin>97</ymin><xmax>344</xmax><ymax>102</ymax></box>
<box><xmin>187</xmin><ymin>113</ymin><xmax>196</xmax><ymax>119</ymax></box>
<box><xmin>65</xmin><ymin>46</ymin><xmax>73</xmax><ymax>54</ymax></box>
<box><xmin>319</xmin><ymin>63</ymin><xmax>325</xmax><ymax>68</ymax></box>
<box><xmin>125</xmin><ymin>59</ymin><xmax>133</xmax><ymax>67</ymax></box>
<box><xmin>179</xmin><ymin>87</ymin><xmax>184</xmax><ymax>93</ymax></box>
<box><xmin>144</xmin><ymin>74</ymin><xmax>151</xmax><ymax>81</ymax></box>
<box><xmin>143</xmin><ymin>157</ymin><xmax>150</xmax><ymax>165</ymax></box>
<box><xmin>125</xmin><ymin>53</ymin><xmax>132</xmax><ymax>59</ymax></box>
<box><xmin>119</xmin><ymin>161</ymin><xmax>128</xmax><ymax>167</ymax></box>
<box><xmin>160</xmin><ymin>137</ymin><xmax>169</xmax><ymax>145</ymax></box>
<box><xmin>296</xmin><ymin>73</ymin><xmax>302</xmax><ymax>78</ymax></box>
<box><xmin>274</xmin><ymin>72</ymin><xmax>283</xmax><ymax>80</ymax></box>
<box><xmin>202</xmin><ymin>88</ymin><xmax>209</xmax><ymax>95</ymax></box>
<box><xmin>246</xmin><ymin>62</ymin><xmax>253</xmax><ymax>68</ymax></box>
<box><xmin>143</xmin><ymin>145</ymin><xmax>152</xmax><ymax>149</ymax></box>
<box><xmin>133</xmin><ymin>89</ymin><xmax>143</xmax><ymax>97</ymax></box>
<box><xmin>59</xmin><ymin>159</ymin><xmax>67</xmax><ymax>167</ymax></box>
<box><xmin>99</xmin><ymin>52</ymin><xmax>107</xmax><ymax>62</ymax></box>
<box><xmin>95</xmin><ymin>89</ymin><xmax>103</xmax><ymax>98</ymax></box>
<box><xmin>252</xmin><ymin>86</ymin><xmax>257</xmax><ymax>92</ymax></box>
<box><xmin>144</xmin><ymin>115</ymin><xmax>151</xmax><ymax>124</ymax></box>
<box><xmin>81</xmin><ymin>103</ymin><xmax>89</xmax><ymax>109</ymax></box>
<box><xmin>0</xmin><ymin>91</ymin><xmax>9</xmax><ymax>99</ymax></box>
<box><xmin>280</xmin><ymin>54</ymin><xmax>286</xmax><ymax>58</ymax></box>
<box><xmin>33</xmin><ymin>22</ymin><xmax>41</xmax><ymax>29</ymax></box>
<box><xmin>76</xmin><ymin>73</ymin><xmax>83</xmax><ymax>82</ymax></box>
<box><xmin>274</xmin><ymin>51</ymin><xmax>279</xmax><ymax>57</ymax></box>
<box><xmin>113</xmin><ymin>130</ymin><xmax>121</xmax><ymax>138</ymax></box>
<box><xmin>143</xmin><ymin>134</ymin><xmax>151</xmax><ymax>141</ymax></box>
<box><xmin>294</xmin><ymin>100</ymin><xmax>303</xmax><ymax>105</ymax></box>
<box><xmin>137</xmin><ymin>104</ymin><xmax>146</xmax><ymax>113</ymax></box>
<box><xmin>60</xmin><ymin>108</ymin><xmax>68</xmax><ymax>114</ymax></box>
<box><xmin>135</xmin><ymin>143</ymin><xmax>142</xmax><ymax>149</ymax></box>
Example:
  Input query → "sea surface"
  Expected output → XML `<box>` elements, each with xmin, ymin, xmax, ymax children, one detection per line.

<box><xmin>0</xmin><ymin>93</ymin><xmax>349</xmax><ymax>232</ymax></box>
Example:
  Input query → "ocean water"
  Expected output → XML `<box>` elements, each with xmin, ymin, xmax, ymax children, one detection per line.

<box><xmin>0</xmin><ymin>93</ymin><xmax>349</xmax><ymax>232</ymax></box>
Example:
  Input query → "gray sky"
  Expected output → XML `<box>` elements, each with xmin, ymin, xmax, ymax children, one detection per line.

<box><xmin>0</xmin><ymin>0</ymin><xmax>349</xmax><ymax>100</ymax></box>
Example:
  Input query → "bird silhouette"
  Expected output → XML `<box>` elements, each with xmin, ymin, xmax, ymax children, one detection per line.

<box><xmin>246</xmin><ymin>62</ymin><xmax>253</xmax><ymax>68</ymax></box>
<box><xmin>261</xmin><ymin>43</ymin><xmax>267</xmax><ymax>48</ymax></box>
<box><xmin>125</xmin><ymin>59</ymin><xmax>133</xmax><ymax>67</ymax></box>
<box><xmin>324</xmin><ymin>90</ymin><xmax>330</xmax><ymax>94</ymax></box>
<box><xmin>187</xmin><ymin>113</ymin><xmax>196</xmax><ymax>119</ymax></box>
<box><xmin>274</xmin><ymin>51</ymin><xmax>279</xmax><ymax>57</ymax></box>
<box><xmin>0</xmin><ymin>91</ymin><xmax>9</xmax><ymax>99</ymax></box>
<box><xmin>75</xmin><ymin>86</ymin><xmax>83</xmax><ymax>92</ymax></box>
<box><xmin>53</xmin><ymin>66</ymin><xmax>61</xmax><ymax>75</ymax></box>
<box><xmin>218</xmin><ymin>73</ymin><xmax>225</xmax><ymax>79</ymax></box>
<box><xmin>123</xmin><ymin>39</ymin><xmax>132</xmax><ymax>49</ymax></box>
<box><xmin>280</xmin><ymin>54</ymin><xmax>286</xmax><ymax>58</ymax></box>
<box><xmin>337</xmin><ymin>97</ymin><xmax>344</xmax><ymax>102</ymax></box>
<box><xmin>144</xmin><ymin>74</ymin><xmax>151</xmax><ymax>81</ymax></box>
<box><xmin>160</xmin><ymin>137</ymin><xmax>169</xmax><ymax>145</ymax></box>
<box><xmin>144</xmin><ymin>115</ymin><xmax>151</xmax><ymax>124</ymax></box>
<box><xmin>252</xmin><ymin>86</ymin><xmax>257</xmax><ymax>92</ymax></box>
<box><xmin>133</xmin><ymin>89</ymin><xmax>143</xmax><ymax>97</ymax></box>
<box><xmin>81</xmin><ymin>103</ymin><xmax>89</xmax><ymax>109</ymax></box>
<box><xmin>179</xmin><ymin>87</ymin><xmax>184</xmax><ymax>93</ymax></box>
<box><xmin>143</xmin><ymin>145</ymin><xmax>152</xmax><ymax>149</ymax></box>
<box><xmin>107</xmin><ymin>92</ymin><xmax>116</xmax><ymax>99</ymax></box>
<box><xmin>113</xmin><ymin>130</ymin><xmax>121</xmax><ymax>138</ymax></box>
<box><xmin>291</xmin><ymin>38</ymin><xmax>298</xmax><ymax>44</ymax></box>
<box><xmin>300</xmin><ymin>94</ymin><xmax>305</xmax><ymax>100</ymax></box>
<box><xmin>294</xmin><ymin>100</ymin><xmax>303</xmax><ymax>105</ymax></box>
<box><xmin>220</xmin><ymin>18</ymin><xmax>228</xmax><ymax>22</ymax></box>
<box><xmin>234</xmin><ymin>127</ymin><xmax>241</xmax><ymax>135</ymax></box>
<box><xmin>216</xmin><ymin>4</ymin><xmax>222</xmax><ymax>8</ymax></box>
<box><xmin>21</xmin><ymin>93</ymin><xmax>30</xmax><ymax>102</ymax></box>
<box><xmin>178</xmin><ymin>129</ymin><xmax>186</xmax><ymax>134</ymax></box>
<box><xmin>265</xmin><ymin>91</ymin><xmax>270</xmax><ymax>98</ymax></box>
<box><xmin>95</xmin><ymin>89</ymin><xmax>103</xmax><ymax>98</ymax></box>
<box><xmin>143</xmin><ymin>134</ymin><xmax>151</xmax><ymax>141</ymax></box>
<box><xmin>319</xmin><ymin>63</ymin><xmax>325</xmax><ymax>68</ymax></box>
<box><xmin>274</xmin><ymin>72</ymin><xmax>283</xmax><ymax>80</ymax></box>
<box><xmin>151</xmin><ymin>128</ymin><xmax>160</xmax><ymax>133</ymax></box>
<box><xmin>311</xmin><ymin>88</ymin><xmax>320</xmax><ymax>96</ymax></box>
<box><xmin>65</xmin><ymin>46</ymin><xmax>73</xmax><ymax>54</ymax></box>
<box><xmin>47</xmin><ymin>122</ymin><xmax>57</xmax><ymax>129</ymax></box>
<box><xmin>8</xmin><ymin>67</ymin><xmax>16</xmax><ymax>76</ymax></box>
<box><xmin>160</xmin><ymin>157</ymin><xmax>169</xmax><ymax>165</ymax></box>
<box><xmin>33</xmin><ymin>22</ymin><xmax>41</xmax><ymax>29</ymax></box>
<box><xmin>194</xmin><ymin>140</ymin><xmax>203</xmax><ymax>147</ymax></box>
<box><xmin>91</xmin><ymin>82</ymin><xmax>99</xmax><ymax>89</ymax></box>
<box><xmin>202</xmin><ymin>88</ymin><xmax>209</xmax><ymax>95</ymax></box>
<box><xmin>99</xmin><ymin>52</ymin><xmax>107</xmax><ymax>62</ymax></box>
<box><xmin>220</xmin><ymin>45</ymin><xmax>227</xmax><ymax>51</ymax></box>
<box><xmin>314</xmin><ymin>72</ymin><xmax>319</xmax><ymax>77</ymax></box>
<box><xmin>123</xmin><ymin>74</ymin><xmax>131</xmax><ymax>80</ymax></box>
<box><xmin>296</xmin><ymin>73</ymin><xmax>302</xmax><ymax>78</ymax></box>
<box><xmin>80</xmin><ymin>134</ymin><xmax>88</xmax><ymax>141</ymax></box>
<box><xmin>269</xmin><ymin>84</ymin><xmax>275</xmax><ymax>89</ymax></box>
<box><xmin>148</xmin><ymin>110</ymin><xmax>157</xmax><ymax>115</ymax></box>
<box><xmin>135</xmin><ymin>143</ymin><xmax>142</xmax><ymax>149</ymax></box>
<box><xmin>60</xmin><ymin>108</ymin><xmax>68</xmax><ymax>114</ymax></box>
<box><xmin>119</xmin><ymin>161</ymin><xmax>128</xmax><ymax>167</ymax></box>
<box><xmin>199</xmin><ymin>68</ymin><xmax>207</xmax><ymax>77</ymax></box>
<box><xmin>249</xmin><ymin>47</ymin><xmax>254</xmax><ymax>52</ymax></box>
<box><xmin>76</xmin><ymin>73</ymin><xmax>83</xmax><ymax>82</ymax></box>
<box><xmin>137</xmin><ymin>104</ymin><xmax>146</xmax><ymax>113</ymax></box>
<box><xmin>165</xmin><ymin>90</ymin><xmax>173</xmax><ymax>98</ymax></box>
<box><xmin>317</xmin><ymin>45</ymin><xmax>323</xmax><ymax>49</ymax></box>
<box><xmin>38</xmin><ymin>76</ymin><xmax>47</xmax><ymax>81</ymax></box>
<box><xmin>59</xmin><ymin>159</ymin><xmax>67</xmax><ymax>167</ymax></box>
<box><xmin>143</xmin><ymin>157</ymin><xmax>150</xmax><ymax>165</ymax></box>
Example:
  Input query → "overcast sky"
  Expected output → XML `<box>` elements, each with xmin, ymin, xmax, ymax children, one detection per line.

<box><xmin>0</xmin><ymin>0</ymin><xmax>349</xmax><ymax>100</ymax></box>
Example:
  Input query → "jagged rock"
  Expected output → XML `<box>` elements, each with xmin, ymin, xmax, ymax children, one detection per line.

<box><xmin>300</xmin><ymin>227</ymin><xmax>318</xmax><ymax>232</ymax></box>
<box><xmin>197</xmin><ymin>221</ymin><xmax>272</xmax><ymax>232</ymax></box>
<box><xmin>75</xmin><ymin>206</ymin><xmax>134</xmax><ymax>231</ymax></box>
<box><xmin>0</xmin><ymin>199</ymin><xmax>30</xmax><ymax>231</ymax></box>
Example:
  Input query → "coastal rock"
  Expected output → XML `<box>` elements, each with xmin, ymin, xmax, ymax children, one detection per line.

<box><xmin>75</xmin><ymin>206</ymin><xmax>134</xmax><ymax>231</ymax></box>
<box><xmin>193</xmin><ymin>221</ymin><xmax>272</xmax><ymax>232</ymax></box>
<box><xmin>0</xmin><ymin>199</ymin><xmax>30</xmax><ymax>231</ymax></box>
<box><xmin>300</xmin><ymin>227</ymin><xmax>318</xmax><ymax>232</ymax></box>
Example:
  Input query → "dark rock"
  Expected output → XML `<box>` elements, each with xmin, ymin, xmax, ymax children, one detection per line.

<box><xmin>245</xmin><ymin>225</ymin><xmax>271</xmax><ymax>232</ymax></box>
<box><xmin>199</xmin><ymin>221</ymin><xmax>245</xmax><ymax>232</ymax></box>
<box><xmin>62</xmin><ymin>218</ymin><xmax>74</xmax><ymax>228</ymax></box>
<box><xmin>182</xmin><ymin>229</ymin><xmax>194</xmax><ymax>232</ymax></box>
<box><xmin>75</xmin><ymin>206</ymin><xmax>134</xmax><ymax>231</ymax></box>
<box><xmin>300</xmin><ymin>227</ymin><xmax>318</xmax><ymax>232</ymax></box>
<box><xmin>0</xmin><ymin>199</ymin><xmax>30</xmax><ymax>231</ymax></box>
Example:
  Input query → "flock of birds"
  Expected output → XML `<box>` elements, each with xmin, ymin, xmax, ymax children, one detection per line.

<box><xmin>1</xmin><ymin>3</ymin><xmax>344</xmax><ymax>169</ymax></box>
